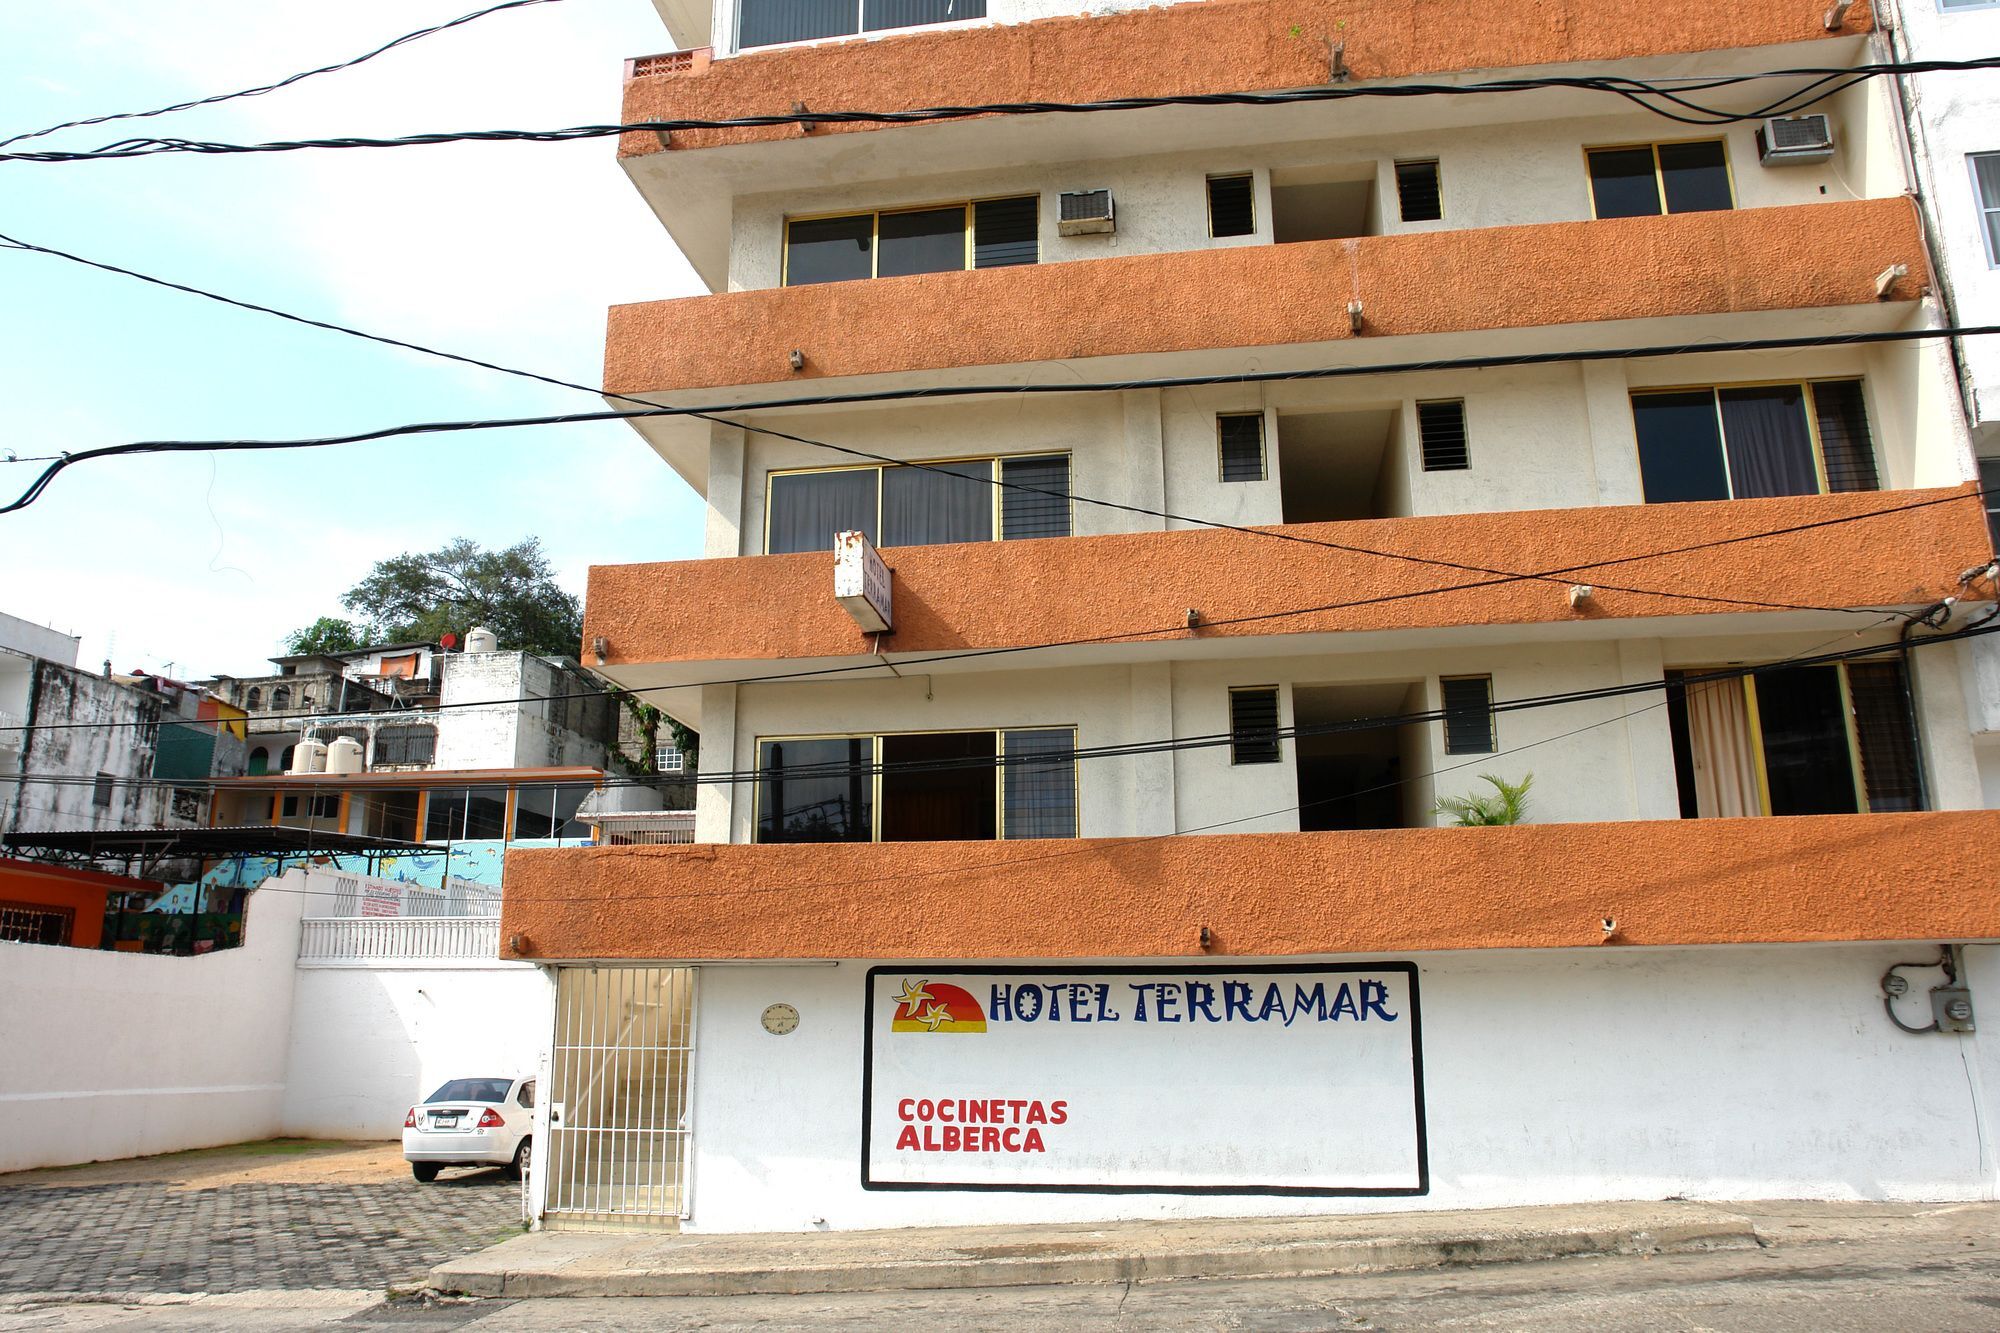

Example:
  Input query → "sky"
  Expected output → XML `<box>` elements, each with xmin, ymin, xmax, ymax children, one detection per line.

<box><xmin>0</xmin><ymin>0</ymin><xmax>706</xmax><ymax>681</ymax></box>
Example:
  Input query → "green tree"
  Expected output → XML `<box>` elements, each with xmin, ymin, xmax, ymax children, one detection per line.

<box><xmin>283</xmin><ymin>616</ymin><xmax>368</xmax><ymax>656</ymax></box>
<box><xmin>1433</xmin><ymin>772</ymin><xmax>1534</xmax><ymax>827</ymax></box>
<box><xmin>341</xmin><ymin>537</ymin><xmax>582</xmax><ymax>657</ymax></box>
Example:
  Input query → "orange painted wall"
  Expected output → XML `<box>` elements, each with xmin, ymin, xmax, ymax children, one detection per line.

<box><xmin>0</xmin><ymin>859</ymin><xmax>162</xmax><ymax>949</ymax></box>
<box><xmin>502</xmin><ymin>809</ymin><xmax>1997</xmax><ymax>962</ymax></box>
<box><xmin>619</xmin><ymin>0</ymin><xmax>1869</xmax><ymax>156</ymax></box>
<box><xmin>603</xmin><ymin>200</ymin><xmax>1924</xmax><ymax>394</ymax></box>
<box><xmin>584</xmin><ymin>486</ymin><xmax>1987</xmax><ymax>669</ymax></box>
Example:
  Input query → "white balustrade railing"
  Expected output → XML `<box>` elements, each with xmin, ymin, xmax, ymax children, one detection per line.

<box><xmin>299</xmin><ymin>915</ymin><xmax>503</xmax><ymax>962</ymax></box>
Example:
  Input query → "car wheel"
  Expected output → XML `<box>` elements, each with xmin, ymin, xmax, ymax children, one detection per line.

<box><xmin>412</xmin><ymin>1162</ymin><xmax>442</xmax><ymax>1183</ymax></box>
<box><xmin>507</xmin><ymin>1137</ymin><xmax>531</xmax><ymax>1181</ymax></box>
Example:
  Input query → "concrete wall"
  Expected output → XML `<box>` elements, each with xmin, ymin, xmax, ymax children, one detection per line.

<box><xmin>282</xmin><ymin>961</ymin><xmax>549</xmax><ymax>1139</ymax></box>
<box><xmin>2</xmin><ymin>656</ymin><xmax>174</xmax><ymax>838</ymax></box>
<box><xmin>0</xmin><ymin>612</ymin><xmax>79</xmax><ymax>666</ymax></box>
<box><xmin>434</xmin><ymin>652</ymin><xmax>613</xmax><ymax>771</ymax></box>
<box><xmin>0</xmin><ymin>874</ymin><xmax>306</xmax><ymax>1173</ymax></box>
<box><xmin>679</xmin><ymin>943</ymin><xmax>2000</xmax><ymax>1232</ymax></box>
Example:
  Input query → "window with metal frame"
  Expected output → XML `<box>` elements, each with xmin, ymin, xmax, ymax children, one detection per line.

<box><xmin>1586</xmin><ymin>140</ymin><xmax>1732</xmax><ymax>219</ymax></box>
<box><xmin>374</xmin><ymin>725</ymin><xmax>437</xmax><ymax>766</ymax></box>
<box><xmin>1394</xmin><ymin>159</ymin><xmax>1443</xmax><ymax>222</ymax></box>
<box><xmin>1229</xmin><ymin>687</ymin><xmax>1281</xmax><ymax>764</ymax></box>
<box><xmin>738</xmin><ymin>0</ymin><xmax>986</xmax><ymax>49</ymax></box>
<box><xmin>423</xmin><ymin>786</ymin><xmax>509</xmax><ymax>840</ymax></box>
<box><xmin>0</xmin><ymin>902</ymin><xmax>73</xmax><ymax>946</ymax></box>
<box><xmin>755</xmin><ymin>727</ymin><xmax>1078</xmax><ymax>842</ymax></box>
<box><xmin>1440</xmin><ymin>676</ymin><xmax>1495</xmax><ymax>755</ymax></box>
<box><xmin>1632</xmin><ymin>379</ymin><xmax>1879</xmax><ymax>504</ymax></box>
<box><xmin>1980</xmin><ymin>458</ymin><xmax>2000</xmax><ymax>551</ymax></box>
<box><xmin>783</xmin><ymin>195</ymin><xmax>1037</xmax><ymax>285</ymax></box>
<box><xmin>1665</xmin><ymin>659</ymin><xmax>1921</xmax><ymax>818</ymax></box>
<box><xmin>1973</xmin><ymin>153</ymin><xmax>2000</xmax><ymax>265</ymax></box>
<box><xmin>92</xmin><ymin>771</ymin><xmax>114</xmax><ymax>808</ymax></box>
<box><xmin>765</xmin><ymin>454</ymin><xmax>1071</xmax><ymax>553</ymax></box>
<box><xmin>1207</xmin><ymin>173</ymin><xmax>1255</xmax><ymax>238</ymax></box>
<box><xmin>1416</xmin><ymin>399</ymin><xmax>1469</xmax><ymax>471</ymax></box>
<box><xmin>1218</xmin><ymin>413</ymin><xmax>1267</xmax><ymax>483</ymax></box>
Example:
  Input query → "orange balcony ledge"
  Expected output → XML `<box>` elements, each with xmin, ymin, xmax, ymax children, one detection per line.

<box><xmin>583</xmin><ymin>487</ymin><xmax>1987</xmax><ymax>671</ymax></box>
<box><xmin>618</xmin><ymin>0</ymin><xmax>1870</xmax><ymax>157</ymax></box>
<box><xmin>502</xmin><ymin>809</ymin><xmax>1997</xmax><ymax>962</ymax></box>
<box><xmin>603</xmin><ymin>199</ymin><xmax>1925</xmax><ymax>395</ymax></box>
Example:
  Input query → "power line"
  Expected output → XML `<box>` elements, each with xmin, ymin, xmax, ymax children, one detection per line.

<box><xmin>0</xmin><ymin>0</ymin><xmax>572</xmax><ymax>151</ymax></box>
<box><xmin>0</xmin><ymin>227</ymin><xmax>1911</xmax><ymax>621</ymax></box>
<box><xmin>2</xmin><ymin>499</ymin><xmax>1988</xmax><ymax>741</ymax></box>
<box><xmin>8</xmin><ymin>58</ymin><xmax>1999</xmax><ymax>163</ymax></box>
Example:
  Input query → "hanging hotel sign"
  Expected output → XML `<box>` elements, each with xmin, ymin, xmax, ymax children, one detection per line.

<box><xmin>862</xmin><ymin>964</ymin><xmax>1426</xmax><ymax>1195</ymax></box>
<box><xmin>833</xmin><ymin>530</ymin><xmax>892</xmax><ymax>634</ymax></box>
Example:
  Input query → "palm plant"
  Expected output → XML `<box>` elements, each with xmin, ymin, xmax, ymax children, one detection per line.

<box><xmin>1433</xmin><ymin>772</ymin><xmax>1533</xmax><ymax>827</ymax></box>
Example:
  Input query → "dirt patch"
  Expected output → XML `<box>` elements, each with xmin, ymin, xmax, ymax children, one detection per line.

<box><xmin>0</xmin><ymin>1139</ymin><xmax>409</xmax><ymax>1191</ymax></box>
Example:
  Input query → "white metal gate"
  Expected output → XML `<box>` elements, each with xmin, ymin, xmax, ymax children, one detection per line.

<box><xmin>544</xmin><ymin>966</ymin><xmax>697</xmax><ymax>1226</ymax></box>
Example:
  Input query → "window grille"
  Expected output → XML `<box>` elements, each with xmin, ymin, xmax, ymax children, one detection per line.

<box><xmin>1394</xmin><ymin>160</ymin><xmax>1442</xmax><ymax>222</ymax></box>
<box><xmin>1218</xmin><ymin>414</ymin><xmax>1267</xmax><ymax>483</ymax></box>
<box><xmin>1206</xmin><ymin>173</ymin><xmax>1255</xmax><ymax>237</ymax></box>
<box><xmin>0</xmin><ymin>902</ymin><xmax>72</xmax><ymax>946</ymax></box>
<box><xmin>1417</xmin><ymin>400</ymin><xmax>1469</xmax><ymax>471</ymax></box>
<box><xmin>1000</xmin><ymin>455</ymin><xmax>1072</xmax><ymax>539</ymax></box>
<box><xmin>1229</xmin><ymin>687</ymin><xmax>1281</xmax><ymax>764</ymax></box>
<box><xmin>1441</xmin><ymin>676</ymin><xmax>1496</xmax><ymax>754</ymax></box>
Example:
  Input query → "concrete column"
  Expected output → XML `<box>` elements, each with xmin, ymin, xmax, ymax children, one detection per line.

<box><xmin>1120</xmin><ymin>389</ymin><xmax>1167</xmax><ymax>530</ymax></box>
<box><xmin>1128</xmin><ymin>662</ymin><xmax>1176</xmax><ymax>837</ymax></box>
<box><xmin>1617</xmin><ymin>639</ymin><xmax>1682</xmax><ymax>820</ymax></box>
<box><xmin>1915</xmin><ymin>641</ymin><xmax>1984</xmax><ymax>811</ymax></box>
<box><xmin>695</xmin><ymin>683</ymin><xmax>739</xmax><ymax>844</ymax></box>
<box><xmin>705</xmin><ymin>422</ymin><xmax>748</xmax><ymax>559</ymax></box>
<box><xmin>1580</xmin><ymin>361</ymin><xmax>1643</xmax><ymax>506</ymax></box>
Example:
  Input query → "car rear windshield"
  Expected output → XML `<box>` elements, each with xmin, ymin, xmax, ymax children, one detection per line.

<box><xmin>425</xmin><ymin>1079</ymin><xmax>512</xmax><ymax>1104</ymax></box>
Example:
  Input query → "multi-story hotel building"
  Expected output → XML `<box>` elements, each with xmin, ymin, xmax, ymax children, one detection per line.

<box><xmin>507</xmin><ymin>0</ymin><xmax>2000</xmax><ymax>1232</ymax></box>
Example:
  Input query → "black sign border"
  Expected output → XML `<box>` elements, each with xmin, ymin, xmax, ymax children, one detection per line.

<box><xmin>861</xmin><ymin>962</ymin><xmax>1428</xmax><ymax>1196</ymax></box>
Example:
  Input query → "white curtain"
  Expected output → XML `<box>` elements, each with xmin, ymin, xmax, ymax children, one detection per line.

<box><xmin>1686</xmin><ymin>679</ymin><xmax>1761</xmax><ymax>818</ymax></box>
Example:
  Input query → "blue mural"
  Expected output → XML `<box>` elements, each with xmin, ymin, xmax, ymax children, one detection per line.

<box><xmin>150</xmin><ymin>838</ymin><xmax>577</xmax><ymax>913</ymax></box>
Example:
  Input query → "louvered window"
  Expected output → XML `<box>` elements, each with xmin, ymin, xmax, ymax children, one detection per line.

<box><xmin>1417</xmin><ymin>400</ymin><xmax>1469</xmax><ymax>471</ymax></box>
<box><xmin>1218</xmin><ymin>413</ymin><xmax>1267</xmax><ymax>482</ymax></box>
<box><xmin>973</xmin><ymin>195</ymin><xmax>1038</xmax><ymax>268</ymax></box>
<box><xmin>1001</xmin><ymin>729</ymin><xmax>1077</xmax><ymax>839</ymax></box>
<box><xmin>1441</xmin><ymin>676</ymin><xmax>1495</xmax><ymax>755</ymax></box>
<box><xmin>1207</xmin><ymin>173</ymin><xmax>1255</xmax><ymax>238</ymax></box>
<box><xmin>1229</xmin><ymin>687</ymin><xmax>1281</xmax><ymax>765</ymax></box>
<box><xmin>1394</xmin><ymin>159</ymin><xmax>1442</xmax><ymax>222</ymax></box>
<box><xmin>1981</xmin><ymin>458</ymin><xmax>2000</xmax><ymax>552</ymax></box>
<box><xmin>1000</xmin><ymin>455</ymin><xmax>1072</xmax><ymax>539</ymax></box>
<box><xmin>1810</xmin><ymin>379</ymin><xmax>1881</xmax><ymax>493</ymax></box>
<box><xmin>1847</xmin><ymin>660</ymin><xmax>1922</xmax><ymax>813</ymax></box>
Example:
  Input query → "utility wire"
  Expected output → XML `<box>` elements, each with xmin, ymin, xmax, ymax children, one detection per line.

<box><xmin>7</xmin><ymin>58</ymin><xmax>1999</xmax><ymax>163</ymax></box>
<box><xmin>3</xmin><ymin>313</ymin><xmax>1996</xmax><ymax>515</ymax></box>
<box><xmin>0</xmin><ymin>0</ymin><xmax>571</xmax><ymax>151</ymax></box>
<box><xmin>0</xmin><ymin>227</ymin><xmax>1907</xmax><ymax>620</ymax></box>
<box><xmin>3</xmin><ymin>499</ymin><xmax>1989</xmax><ymax>740</ymax></box>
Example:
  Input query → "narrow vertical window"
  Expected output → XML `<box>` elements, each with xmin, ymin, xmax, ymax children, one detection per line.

<box><xmin>1394</xmin><ymin>159</ymin><xmax>1442</xmax><ymax>222</ymax></box>
<box><xmin>1440</xmin><ymin>676</ymin><xmax>1495</xmax><ymax>755</ymax></box>
<box><xmin>1229</xmin><ymin>687</ymin><xmax>1281</xmax><ymax>764</ymax></box>
<box><xmin>1809</xmin><ymin>380</ymin><xmax>1881</xmax><ymax>493</ymax></box>
<box><xmin>1002</xmin><ymin>729</ymin><xmax>1078</xmax><ymax>838</ymax></box>
<box><xmin>1416</xmin><ymin>400</ymin><xmax>1469</xmax><ymax>471</ymax></box>
<box><xmin>999</xmin><ymin>455</ymin><xmax>1072</xmax><ymax>539</ymax></box>
<box><xmin>93</xmin><ymin>772</ymin><xmax>115</xmax><ymax>808</ymax></box>
<box><xmin>1846</xmin><ymin>660</ymin><xmax>1923</xmax><ymax>813</ymax></box>
<box><xmin>1980</xmin><ymin>457</ymin><xmax>2000</xmax><ymax>552</ymax></box>
<box><xmin>1753</xmin><ymin>666</ymin><xmax>1858</xmax><ymax>816</ymax></box>
<box><xmin>1207</xmin><ymin>173</ymin><xmax>1255</xmax><ymax>238</ymax></box>
<box><xmin>1970</xmin><ymin>152</ymin><xmax>2000</xmax><ymax>264</ymax></box>
<box><xmin>973</xmin><ymin>195</ymin><xmax>1038</xmax><ymax>269</ymax></box>
<box><xmin>1218</xmin><ymin>413</ymin><xmax>1267</xmax><ymax>482</ymax></box>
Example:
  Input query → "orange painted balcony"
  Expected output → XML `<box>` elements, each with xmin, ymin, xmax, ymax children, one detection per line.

<box><xmin>501</xmin><ymin>809</ymin><xmax>1999</xmax><ymax>962</ymax></box>
<box><xmin>582</xmin><ymin>487</ymin><xmax>1988</xmax><ymax>674</ymax></box>
<box><xmin>603</xmin><ymin>200</ymin><xmax>1926</xmax><ymax>395</ymax></box>
<box><xmin>616</xmin><ymin>0</ymin><xmax>1870</xmax><ymax>158</ymax></box>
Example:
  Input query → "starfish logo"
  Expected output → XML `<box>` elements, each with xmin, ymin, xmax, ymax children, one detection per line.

<box><xmin>889</xmin><ymin>978</ymin><xmax>987</xmax><ymax>1034</ymax></box>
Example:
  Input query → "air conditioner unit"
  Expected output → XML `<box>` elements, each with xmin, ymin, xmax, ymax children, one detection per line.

<box><xmin>1756</xmin><ymin>114</ymin><xmax>1835</xmax><ymax>165</ymax></box>
<box><xmin>1058</xmin><ymin>188</ymin><xmax>1115</xmax><ymax>236</ymax></box>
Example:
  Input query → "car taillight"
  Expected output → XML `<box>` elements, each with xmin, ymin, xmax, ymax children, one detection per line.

<box><xmin>404</xmin><ymin>1108</ymin><xmax>417</xmax><ymax>1128</ymax></box>
<box><xmin>477</xmin><ymin>1108</ymin><xmax>505</xmax><ymax>1129</ymax></box>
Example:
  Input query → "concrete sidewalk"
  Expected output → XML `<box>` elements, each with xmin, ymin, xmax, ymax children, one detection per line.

<box><xmin>429</xmin><ymin>1199</ymin><xmax>1815</xmax><ymax>1298</ymax></box>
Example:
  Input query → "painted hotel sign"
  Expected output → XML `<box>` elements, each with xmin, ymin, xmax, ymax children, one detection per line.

<box><xmin>862</xmin><ymin>964</ymin><xmax>1426</xmax><ymax>1195</ymax></box>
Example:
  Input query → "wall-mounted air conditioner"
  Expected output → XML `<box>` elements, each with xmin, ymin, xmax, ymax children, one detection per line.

<box><xmin>1058</xmin><ymin>188</ymin><xmax>1116</xmax><ymax>236</ymax></box>
<box><xmin>1756</xmin><ymin>114</ymin><xmax>1835</xmax><ymax>165</ymax></box>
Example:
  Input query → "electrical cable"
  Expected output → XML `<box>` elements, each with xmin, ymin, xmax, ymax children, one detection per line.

<box><xmin>0</xmin><ymin>0</ymin><xmax>572</xmax><ymax>151</ymax></box>
<box><xmin>6</xmin><ymin>58</ymin><xmax>1998</xmax><ymax>163</ymax></box>
<box><xmin>0</xmin><ymin>227</ymin><xmax>1916</xmax><ymax>620</ymax></box>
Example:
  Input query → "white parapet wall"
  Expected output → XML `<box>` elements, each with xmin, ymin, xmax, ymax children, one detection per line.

<box><xmin>0</xmin><ymin>872</ymin><xmax>307</xmax><ymax>1174</ymax></box>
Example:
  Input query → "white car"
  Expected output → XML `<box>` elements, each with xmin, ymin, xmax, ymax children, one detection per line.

<box><xmin>403</xmin><ymin>1076</ymin><xmax>534</xmax><ymax>1183</ymax></box>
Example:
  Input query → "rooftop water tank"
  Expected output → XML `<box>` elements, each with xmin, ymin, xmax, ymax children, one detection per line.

<box><xmin>325</xmin><ymin>736</ymin><xmax>364</xmax><ymax>775</ymax></box>
<box><xmin>289</xmin><ymin>738</ymin><xmax>328</xmax><ymax>775</ymax></box>
<box><xmin>465</xmin><ymin>625</ymin><xmax>499</xmax><ymax>654</ymax></box>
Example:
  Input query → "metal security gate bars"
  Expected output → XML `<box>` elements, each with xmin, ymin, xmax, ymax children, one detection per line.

<box><xmin>544</xmin><ymin>966</ymin><xmax>697</xmax><ymax>1226</ymax></box>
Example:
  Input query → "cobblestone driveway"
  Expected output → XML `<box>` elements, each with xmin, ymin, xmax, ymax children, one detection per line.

<box><xmin>0</xmin><ymin>1175</ymin><xmax>521</xmax><ymax>1296</ymax></box>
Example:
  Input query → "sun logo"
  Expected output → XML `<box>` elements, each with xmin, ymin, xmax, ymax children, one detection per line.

<box><xmin>889</xmin><ymin>978</ymin><xmax>987</xmax><ymax>1033</ymax></box>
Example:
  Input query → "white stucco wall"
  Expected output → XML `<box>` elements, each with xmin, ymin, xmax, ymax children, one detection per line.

<box><xmin>677</xmin><ymin>943</ymin><xmax>2000</xmax><ymax>1232</ymax></box>
<box><xmin>0</xmin><ymin>875</ymin><xmax>306</xmax><ymax>1173</ymax></box>
<box><xmin>282</xmin><ymin>961</ymin><xmax>550</xmax><ymax>1139</ymax></box>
